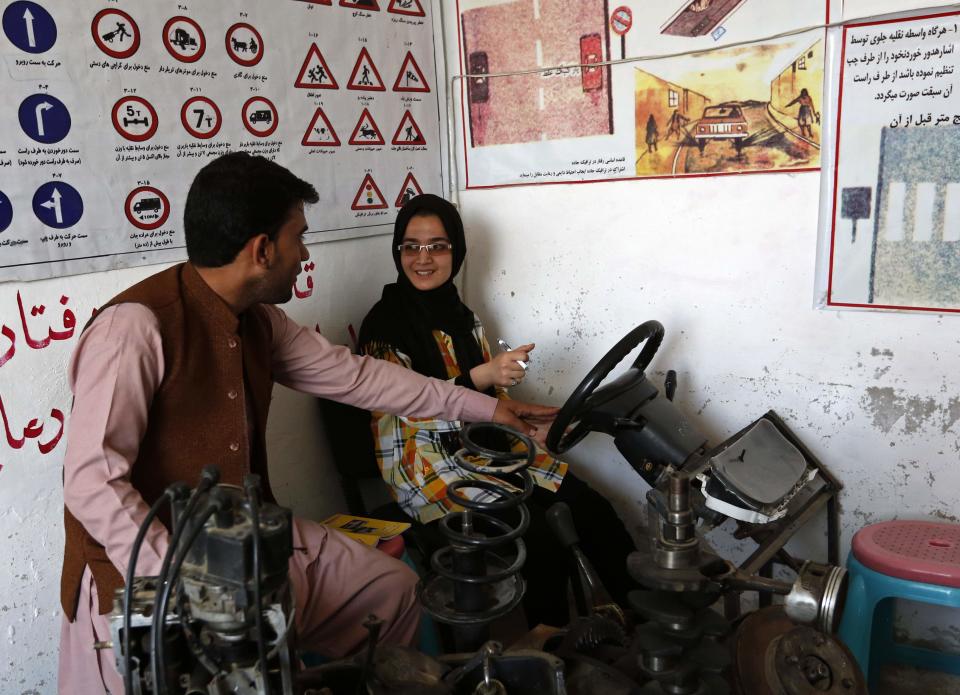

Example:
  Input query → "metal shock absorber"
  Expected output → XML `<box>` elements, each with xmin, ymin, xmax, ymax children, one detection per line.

<box><xmin>418</xmin><ymin>422</ymin><xmax>536</xmax><ymax>652</ymax></box>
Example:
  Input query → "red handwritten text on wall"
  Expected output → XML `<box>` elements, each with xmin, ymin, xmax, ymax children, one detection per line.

<box><xmin>0</xmin><ymin>291</ymin><xmax>85</xmax><ymax>465</ymax></box>
<box><xmin>0</xmin><ymin>273</ymin><xmax>309</xmax><ymax>467</ymax></box>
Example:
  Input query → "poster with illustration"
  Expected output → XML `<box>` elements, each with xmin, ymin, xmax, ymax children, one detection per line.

<box><xmin>0</xmin><ymin>0</ymin><xmax>445</xmax><ymax>281</ymax></box>
<box><xmin>455</xmin><ymin>0</ymin><xmax>826</xmax><ymax>188</ymax></box>
<box><xmin>819</xmin><ymin>8</ymin><xmax>960</xmax><ymax>313</ymax></box>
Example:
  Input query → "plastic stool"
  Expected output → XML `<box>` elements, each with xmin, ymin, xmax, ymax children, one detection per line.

<box><xmin>400</xmin><ymin>550</ymin><xmax>443</xmax><ymax>656</ymax></box>
<box><xmin>838</xmin><ymin>520</ymin><xmax>960</xmax><ymax>689</ymax></box>
<box><xmin>378</xmin><ymin>539</ymin><xmax>443</xmax><ymax>655</ymax></box>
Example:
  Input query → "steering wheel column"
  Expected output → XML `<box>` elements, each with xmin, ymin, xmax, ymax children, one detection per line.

<box><xmin>546</xmin><ymin>321</ymin><xmax>707</xmax><ymax>483</ymax></box>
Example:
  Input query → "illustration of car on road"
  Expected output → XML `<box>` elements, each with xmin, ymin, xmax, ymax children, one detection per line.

<box><xmin>249</xmin><ymin>109</ymin><xmax>273</xmax><ymax>124</ymax></box>
<box><xmin>580</xmin><ymin>33</ymin><xmax>603</xmax><ymax>92</ymax></box>
<box><xmin>694</xmin><ymin>103</ymin><xmax>748</xmax><ymax>153</ymax></box>
<box><xmin>133</xmin><ymin>197</ymin><xmax>162</xmax><ymax>214</ymax></box>
<box><xmin>468</xmin><ymin>51</ymin><xmax>489</xmax><ymax>104</ymax></box>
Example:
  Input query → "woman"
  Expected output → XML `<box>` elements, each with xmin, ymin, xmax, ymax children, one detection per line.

<box><xmin>645</xmin><ymin>113</ymin><xmax>659</xmax><ymax>153</ymax></box>
<box><xmin>358</xmin><ymin>194</ymin><xmax>636</xmax><ymax>628</ymax></box>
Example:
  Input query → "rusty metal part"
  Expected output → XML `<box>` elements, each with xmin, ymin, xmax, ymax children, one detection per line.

<box><xmin>731</xmin><ymin>607</ymin><xmax>866</xmax><ymax>695</ymax></box>
<box><xmin>732</xmin><ymin>607</ymin><xmax>796</xmax><ymax>695</ymax></box>
<box><xmin>770</xmin><ymin>626</ymin><xmax>866</xmax><ymax>694</ymax></box>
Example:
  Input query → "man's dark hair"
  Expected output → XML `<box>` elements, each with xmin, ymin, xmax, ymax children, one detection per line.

<box><xmin>184</xmin><ymin>152</ymin><xmax>319</xmax><ymax>267</ymax></box>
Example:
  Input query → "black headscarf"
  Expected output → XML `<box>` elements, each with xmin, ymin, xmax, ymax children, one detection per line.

<box><xmin>359</xmin><ymin>194</ymin><xmax>488</xmax><ymax>389</ymax></box>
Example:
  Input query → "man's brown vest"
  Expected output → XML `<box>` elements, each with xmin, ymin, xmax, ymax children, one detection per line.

<box><xmin>61</xmin><ymin>263</ymin><xmax>277</xmax><ymax>618</ymax></box>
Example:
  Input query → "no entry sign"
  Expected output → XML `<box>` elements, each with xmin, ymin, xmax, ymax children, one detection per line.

<box><xmin>611</xmin><ymin>6</ymin><xmax>632</xmax><ymax>36</ymax></box>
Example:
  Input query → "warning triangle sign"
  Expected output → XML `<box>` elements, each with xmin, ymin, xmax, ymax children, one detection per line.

<box><xmin>347</xmin><ymin>47</ymin><xmax>386</xmax><ymax>91</ymax></box>
<box><xmin>340</xmin><ymin>0</ymin><xmax>380</xmax><ymax>9</ymax></box>
<box><xmin>395</xmin><ymin>172</ymin><xmax>424</xmax><ymax>207</ymax></box>
<box><xmin>387</xmin><ymin>0</ymin><xmax>425</xmax><ymax>16</ymax></box>
<box><xmin>351</xmin><ymin>173</ymin><xmax>388</xmax><ymax>210</ymax></box>
<box><xmin>349</xmin><ymin>108</ymin><xmax>385</xmax><ymax>145</ymax></box>
<box><xmin>295</xmin><ymin>44</ymin><xmax>338</xmax><ymax>89</ymax></box>
<box><xmin>391</xmin><ymin>110</ymin><xmax>426</xmax><ymax>146</ymax></box>
<box><xmin>393</xmin><ymin>51</ymin><xmax>430</xmax><ymax>92</ymax></box>
<box><xmin>302</xmin><ymin>108</ymin><xmax>341</xmax><ymax>146</ymax></box>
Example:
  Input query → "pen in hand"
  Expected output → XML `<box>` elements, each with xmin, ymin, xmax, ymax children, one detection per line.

<box><xmin>497</xmin><ymin>338</ymin><xmax>529</xmax><ymax>370</ymax></box>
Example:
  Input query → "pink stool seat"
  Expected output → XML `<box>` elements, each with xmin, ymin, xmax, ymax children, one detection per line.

<box><xmin>852</xmin><ymin>520</ymin><xmax>960</xmax><ymax>588</ymax></box>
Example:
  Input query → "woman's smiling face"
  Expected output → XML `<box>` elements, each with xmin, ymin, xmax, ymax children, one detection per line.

<box><xmin>400</xmin><ymin>213</ymin><xmax>453</xmax><ymax>291</ymax></box>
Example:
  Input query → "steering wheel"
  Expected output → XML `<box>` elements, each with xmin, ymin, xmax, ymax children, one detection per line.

<box><xmin>546</xmin><ymin>320</ymin><xmax>664</xmax><ymax>454</ymax></box>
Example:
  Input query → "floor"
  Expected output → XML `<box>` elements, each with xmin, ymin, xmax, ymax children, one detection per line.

<box><xmin>876</xmin><ymin>664</ymin><xmax>960</xmax><ymax>695</ymax></box>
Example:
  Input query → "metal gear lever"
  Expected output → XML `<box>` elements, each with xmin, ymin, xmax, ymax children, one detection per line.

<box><xmin>546</xmin><ymin>502</ymin><xmax>625</xmax><ymax>626</ymax></box>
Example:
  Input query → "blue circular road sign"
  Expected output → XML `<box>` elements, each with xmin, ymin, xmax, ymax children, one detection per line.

<box><xmin>18</xmin><ymin>93</ymin><xmax>71</xmax><ymax>143</ymax></box>
<box><xmin>0</xmin><ymin>191</ymin><xmax>12</xmax><ymax>233</ymax></box>
<box><xmin>32</xmin><ymin>181</ymin><xmax>83</xmax><ymax>229</ymax></box>
<box><xmin>2</xmin><ymin>2</ymin><xmax>57</xmax><ymax>53</ymax></box>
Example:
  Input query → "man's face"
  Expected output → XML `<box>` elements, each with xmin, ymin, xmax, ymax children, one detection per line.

<box><xmin>261</xmin><ymin>204</ymin><xmax>309</xmax><ymax>304</ymax></box>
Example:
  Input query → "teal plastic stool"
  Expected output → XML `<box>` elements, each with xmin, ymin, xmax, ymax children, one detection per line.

<box><xmin>400</xmin><ymin>550</ymin><xmax>443</xmax><ymax>656</ymax></box>
<box><xmin>838</xmin><ymin>520</ymin><xmax>960</xmax><ymax>690</ymax></box>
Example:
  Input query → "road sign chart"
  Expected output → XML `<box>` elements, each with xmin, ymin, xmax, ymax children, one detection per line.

<box><xmin>0</xmin><ymin>0</ymin><xmax>445</xmax><ymax>281</ymax></box>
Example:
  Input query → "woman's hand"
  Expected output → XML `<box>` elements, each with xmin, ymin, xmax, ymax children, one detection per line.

<box><xmin>470</xmin><ymin>343</ymin><xmax>534</xmax><ymax>391</ymax></box>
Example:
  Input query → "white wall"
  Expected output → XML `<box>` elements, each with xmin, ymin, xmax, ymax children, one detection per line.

<box><xmin>0</xmin><ymin>233</ymin><xmax>396</xmax><ymax>693</ymax></box>
<box><xmin>461</xmin><ymin>170</ymin><xmax>960</xmax><ymax>535</ymax></box>
<box><xmin>457</xmin><ymin>171</ymin><xmax>960</xmax><ymax>644</ymax></box>
<box><xmin>3</xmin><ymin>9</ymin><xmax>960</xmax><ymax>694</ymax></box>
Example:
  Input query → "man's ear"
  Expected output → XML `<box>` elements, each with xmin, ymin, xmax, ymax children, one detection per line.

<box><xmin>248</xmin><ymin>233</ymin><xmax>273</xmax><ymax>269</ymax></box>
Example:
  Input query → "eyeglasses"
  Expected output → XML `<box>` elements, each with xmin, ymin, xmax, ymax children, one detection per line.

<box><xmin>397</xmin><ymin>242</ymin><xmax>453</xmax><ymax>256</ymax></box>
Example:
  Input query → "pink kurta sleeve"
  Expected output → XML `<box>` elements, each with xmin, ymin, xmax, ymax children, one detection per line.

<box><xmin>265</xmin><ymin>305</ymin><xmax>498</xmax><ymax>422</ymax></box>
<box><xmin>62</xmin><ymin>303</ymin><xmax>169</xmax><ymax>579</ymax></box>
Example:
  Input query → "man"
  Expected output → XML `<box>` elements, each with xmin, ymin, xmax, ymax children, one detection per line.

<box><xmin>666</xmin><ymin>109</ymin><xmax>690</xmax><ymax>141</ymax></box>
<box><xmin>59</xmin><ymin>152</ymin><xmax>556</xmax><ymax>693</ymax></box>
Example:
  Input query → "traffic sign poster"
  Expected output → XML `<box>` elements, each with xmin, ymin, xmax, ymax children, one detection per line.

<box><xmin>350</xmin><ymin>173</ymin><xmax>388</xmax><ymax>210</ymax></box>
<box><xmin>818</xmin><ymin>8</ymin><xmax>960</xmax><ymax>314</ymax></box>
<box><xmin>456</xmin><ymin>0</ymin><xmax>827</xmax><ymax>188</ymax></box>
<box><xmin>302</xmin><ymin>108</ymin><xmax>341</xmax><ymax>147</ymax></box>
<box><xmin>2</xmin><ymin>1</ymin><xmax>57</xmax><ymax>54</ymax></box>
<box><xmin>180</xmin><ymin>96</ymin><xmax>223</xmax><ymax>139</ymax></box>
<box><xmin>0</xmin><ymin>191</ymin><xmax>13</xmax><ymax>234</ymax></box>
<box><xmin>91</xmin><ymin>8</ymin><xmax>140</xmax><ymax>60</ymax></box>
<box><xmin>388</xmin><ymin>0</ymin><xmax>425</xmax><ymax>17</ymax></box>
<box><xmin>392</xmin><ymin>111</ymin><xmax>426</xmax><ymax>146</ymax></box>
<box><xmin>395</xmin><ymin>172</ymin><xmax>423</xmax><ymax>206</ymax></box>
<box><xmin>18</xmin><ymin>93</ymin><xmax>71</xmax><ymax>144</ymax></box>
<box><xmin>0</xmin><ymin>0</ymin><xmax>445</xmax><ymax>281</ymax></box>
<box><xmin>347</xmin><ymin>47</ymin><xmax>386</xmax><ymax>91</ymax></box>
<box><xmin>348</xmin><ymin>108</ymin><xmax>385</xmax><ymax>145</ymax></box>
<box><xmin>125</xmin><ymin>186</ymin><xmax>171</xmax><ymax>230</ymax></box>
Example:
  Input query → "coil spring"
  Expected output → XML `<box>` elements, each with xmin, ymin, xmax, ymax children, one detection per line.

<box><xmin>418</xmin><ymin>422</ymin><xmax>536</xmax><ymax>630</ymax></box>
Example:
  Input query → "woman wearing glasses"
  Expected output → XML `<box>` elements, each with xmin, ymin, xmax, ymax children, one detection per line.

<box><xmin>358</xmin><ymin>194</ymin><xmax>635</xmax><ymax>628</ymax></box>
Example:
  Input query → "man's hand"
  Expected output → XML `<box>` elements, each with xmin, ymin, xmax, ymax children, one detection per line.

<box><xmin>492</xmin><ymin>399</ymin><xmax>559</xmax><ymax>448</ymax></box>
